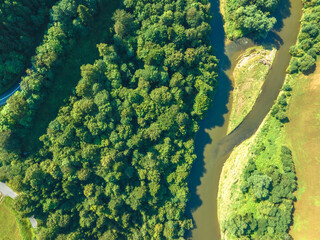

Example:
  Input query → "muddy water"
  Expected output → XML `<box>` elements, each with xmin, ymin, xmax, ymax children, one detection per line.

<box><xmin>188</xmin><ymin>0</ymin><xmax>302</xmax><ymax>239</ymax></box>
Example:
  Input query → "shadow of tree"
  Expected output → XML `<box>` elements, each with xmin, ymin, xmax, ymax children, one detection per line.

<box><xmin>186</xmin><ymin>0</ymin><xmax>232</xmax><ymax>236</ymax></box>
<box><xmin>273</xmin><ymin>0</ymin><xmax>292</xmax><ymax>32</ymax></box>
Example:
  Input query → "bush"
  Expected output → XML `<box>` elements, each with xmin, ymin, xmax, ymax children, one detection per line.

<box><xmin>299</xmin><ymin>54</ymin><xmax>316</xmax><ymax>73</ymax></box>
<box><xmin>287</xmin><ymin>58</ymin><xmax>299</xmax><ymax>74</ymax></box>
<box><xmin>224</xmin><ymin>0</ymin><xmax>280</xmax><ymax>39</ymax></box>
<box><xmin>282</xmin><ymin>84</ymin><xmax>292</xmax><ymax>91</ymax></box>
<box><xmin>289</xmin><ymin>3</ymin><xmax>320</xmax><ymax>74</ymax></box>
<box><xmin>276</xmin><ymin>112</ymin><xmax>289</xmax><ymax>123</ymax></box>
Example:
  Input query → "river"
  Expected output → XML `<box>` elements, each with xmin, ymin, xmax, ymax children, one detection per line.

<box><xmin>187</xmin><ymin>0</ymin><xmax>303</xmax><ymax>239</ymax></box>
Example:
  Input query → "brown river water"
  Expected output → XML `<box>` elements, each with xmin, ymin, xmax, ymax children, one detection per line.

<box><xmin>187</xmin><ymin>0</ymin><xmax>302</xmax><ymax>239</ymax></box>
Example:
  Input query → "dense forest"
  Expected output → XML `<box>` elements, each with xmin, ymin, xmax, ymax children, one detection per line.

<box><xmin>221</xmin><ymin>85</ymin><xmax>296</xmax><ymax>239</ymax></box>
<box><xmin>0</xmin><ymin>0</ymin><xmax>59</xmax><ymax>92</ymax></box>
<box><xmin>288</xmin><ymin>0</ymin><xmax>320</xmax><ymax>73</ymax></box>
<box><xmin>0</xmin><ymin>0</ymin><xmax>218</xmax><ymax>239</ymax></box>
<box><xmin>222</xmin><ymin>0</ymin><xmax>279</xmax><ymax>39</ymax></box>
<box><xmin>0</xmin><ymin>0</ymin><xmax>108</xmax><ymax>135</ymax></box>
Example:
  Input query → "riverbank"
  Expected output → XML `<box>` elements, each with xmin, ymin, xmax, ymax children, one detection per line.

<box><xmin>217</xmin><ymin>131</ymin><xmax>258</xmax><ymax>240</ymax></box>
<box><xmin>287</xmin><ymin>62</ymin><xmax>320</xmax><ymax>239</ymax></box>
<box><xmin>228</xmin><ymin>46</ymin><xmax>276</xmax><ymax>134</ymax></box>
<box><xmin>218</xmin><ymin>76</ymin><xmax>296</xmax><ymax>238</ymax></box>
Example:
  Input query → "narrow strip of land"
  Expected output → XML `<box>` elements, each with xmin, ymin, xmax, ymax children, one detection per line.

<box><xmin>228</xmin><ymin>45</ymin><xmax>276</xmax><ymax>134</ymax></box>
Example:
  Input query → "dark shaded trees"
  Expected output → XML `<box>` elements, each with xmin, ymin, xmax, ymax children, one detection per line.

<box><xmin>0</xmin><ymin>0</ymin><xmax>58</xmax><ymax>91</ymax></box>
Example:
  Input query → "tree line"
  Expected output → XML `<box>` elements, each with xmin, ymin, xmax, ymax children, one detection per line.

<box><xmin>288</xmin><ymin>0</ymin><xmax>320</xmax><ymax>74</ymax></box>
<box><xmin>1</xmin><ymin>0</ymin><xmax>218</xmax><ymax>239</ymax></box>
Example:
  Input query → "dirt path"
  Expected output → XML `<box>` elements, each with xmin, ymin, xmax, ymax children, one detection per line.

<box><xmin>287</xmin><ymin>63</ymin><xmax>320</xmax><ymax>239</ymax></box>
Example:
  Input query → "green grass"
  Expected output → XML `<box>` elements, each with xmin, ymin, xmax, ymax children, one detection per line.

<box><xmin>252</xmin><ymin>117</ymin><xmax>285</xmax><ymax>173</ymax></box>
<box><xmin>228</xmin><ymin>46</ymin><xmax>276</xmax><ymax>134</ymax></box>
<box><xmin>218</xmin><ymin>132</ymin><xmax>256</xmax><ymax>228</ymax></box>
<box><xmin>0</xmin><ymin>197</ymin><xmax>34</xmax><ymax>240</ymax></box>
<box><xmin>0</xmin><ymin>197</ymin><xmax>21</xmax><ymax>240</ymax></box>
<box><xmin>286</xmin><ymin>62</ymin><xmax>320</xmax><ymax>239</ymax></box>
<box><xmin>23</xmin><ymin>0</ymin><xmax>121</xmax><ymax>152</ymax></box>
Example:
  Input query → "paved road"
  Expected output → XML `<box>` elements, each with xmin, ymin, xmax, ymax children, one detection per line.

<box><xmin>0</xmin><ymin>66</ymin><xmax>34</xmax><ymax>106</ymax></box>
<box><xmin>0</xmin><ymin>83</ymin><xmax>21</xmax><ymax>105</ymax></box>
<box><xmin>0</xmin><ymin>182</ymin><xmax>37</xmax><ymax>228</ymax></box>
<box><xmin>0</xmin><ymin>182</ymin><xmax>18</xmax><ymax>198</ymax></box>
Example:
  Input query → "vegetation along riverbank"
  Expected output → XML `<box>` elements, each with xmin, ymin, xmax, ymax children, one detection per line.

<box><xmin>218</xmin><ymin>79</ymin><xmax>296</xmax><ymax>239</ymax></box>
<box><xmin>228</xmin><ymin>46</ymin><xmax>277</xmax><ymax>134</ymax></box>
<box><xmin>219</xmin><ymin>0</ymin><xmax>320</xmax><ymax>238</ymax></box>
<box><xmin>191</xmin><ymin>0</ymin><xmax>302</xmax><ymax>237</ymax></box>
<box><xmin>0</xmin><ymin>0</ymin><xmax>319</xmax><ymax>239</ymax></box>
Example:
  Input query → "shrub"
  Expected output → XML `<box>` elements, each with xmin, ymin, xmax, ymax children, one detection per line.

<box><xmin>276</xmin><ymin>112</ymin><xmax>289</xmax><ymax>123</ymax></box>
<box><xmin>299</xmin><ymin>54</ymin><xmax>316</xmax><ymax>73</ymax></box>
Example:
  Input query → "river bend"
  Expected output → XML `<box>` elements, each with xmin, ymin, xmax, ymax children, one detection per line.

<box><xmin>188</xmin><ymin>0</ymin><xmax>302</xmax><ymax>239</ymax></box>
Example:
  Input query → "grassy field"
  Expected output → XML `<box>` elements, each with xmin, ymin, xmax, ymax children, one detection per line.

<box><xmin>0</xmin><ymin>196</ymin><xmax>35</xmax><ymax>240</ymax></box>
<box><xmin>287</xmin><ymin>62</ymin><xmax>320</xmax><ymax>239</ymax></box>
<box><xmin>1</xmin><ymin>197</ymin><xmax>35</xmax><ymax>240</ymax></box>
<box><xmin>0</xmin><ymin>196</ymin><xmax>21</xmax><ymax>240</ymax></box>
<box><xmin>227</xmin><ymin>46</ymin><xmax>276</xmax><ymax>134</ymax></box>
<box><xmin>23</xmin><ymin>0</ymin><xmax>121</xmax><ymax>152</ymax></box>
